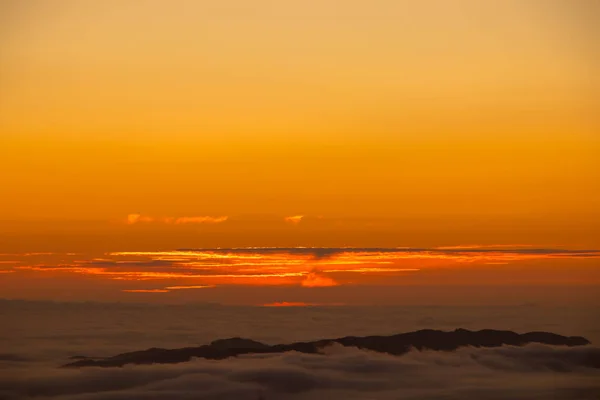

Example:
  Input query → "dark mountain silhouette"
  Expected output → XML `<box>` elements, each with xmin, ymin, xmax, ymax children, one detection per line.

<box><xmin>63</xmin><ymin>328</ymin><xmax>591</xmax><ymax>368</ymax></box>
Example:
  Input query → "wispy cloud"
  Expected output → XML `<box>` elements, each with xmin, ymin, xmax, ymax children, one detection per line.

<box><xmin>123</xmin><ymin>285</ymin><xmax>215</xmax><ymax>293</ymax></box>
<box><xmin>165</xmin><ymin>285</ymin><xmax>216</xmax><ymax>290</ymax></box>
<box><xmin>126</xmin><ymin>214</ymin><xmax>154</xmax><ymax>224</ymax></box>
<box><xmin>262</xmin><ymin>301</ymin><xmax>345</xmax><ymax>307</ymax></box>
<box><xmin>323</xmin><ymin>267</ymin><xmax>420</xmax><ymax>273</ymax></box>
<box><xmin>126</xmin><ymin>214</ymin><xmax>228</xmax><ymax>225</ymax></box>
<box><xmin>435</xmin><ymin>244</ymin><xmax>535</xmax><ymax>250</ymax></box>
<box><xmin>6</xmin><ymin>247</ymin><xmax>600</xmax><ymax>288</ymax></box>
<box><xmin>284</xmin><ymin>215</ymin><xmax>304</xmax><ymax>224</ymax></box>
<box><xmin>169</xmin><ymin>216</ymin><xmax>228</xmax><ymax>224</ymax></box>
<box><xmin>301</xmin><ymin>270</ymin><xmax>338</xmax><ymax>287</ymax></box>
<box><xmin>263</xmin><ymin>301</ymin><xmax>314</xmax><ymax>307</ymax></box>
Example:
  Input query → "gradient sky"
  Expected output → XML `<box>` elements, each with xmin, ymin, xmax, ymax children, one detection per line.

<box><xmin>0</xmin><ymin>0</ymin><xmax>598</xmax><ymax>303</ymax></box>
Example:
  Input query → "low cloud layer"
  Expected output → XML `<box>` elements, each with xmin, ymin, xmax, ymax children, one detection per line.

<box><xmin>1</xmin><ymin>345</ymin><xmax>599</xmax><ymax>399</ymax></box>
<box><xmin>1</xmin><ymin>301</ymin><xmax>599</xmax><ymax>399</ymax></box>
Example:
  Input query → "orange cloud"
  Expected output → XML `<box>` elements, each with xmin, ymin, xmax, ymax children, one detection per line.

<box><xmin>262</xmin><ymin>301</ymin><xmax>345</xmax><ymax>307</ymax></box>
<box><xmin>126</xmin><ymin>213</ymin><xmax>154</xmax><ymax>224</ymax></box>
<box><xmin>170</xmin><ymin>216</ymin><xmax>228</xmax><ymax>224</ymax></box>
<box><xmin>435</xmin><ymin>244</ymin><xmax>534</xmax><ymax>250</ymax></box>
<box><xmin>122</xmin><ymin>285</ymin><xmax>214</xmax><ymax>293</ymax></box>
<box><xmin>323</xmin><ymin>268</ymin><xmax>420</xmax><ymax>273</ymax></box>
<box><xmin>12</xmin><ymin>247</ymin><xmax>600</xmax><ymax>290</ymax></box>
<box><xmin>263</xmin><ymin>302</ymin><xmax>314</xmax><ymax>307</ymax></box>
<box><xmin>16</xmin><ymin>264</ymin><xmax>307</xmax><ymax>283</ymax></box>
<box><xmin>284</xmin><ymin>215</ymin><xmax>304</xmax><ymax>224</ymax></box>
<box><xmin>301</xmin><ymin>270</ymin><xmax>338</xmax><ymax>287</ymax></box>
<box><xmin>126</xmin><ymin>214</ymin><xmax>228</xmax><ymax>225</ymax></box>
<box><xmin>164</xmin><ymin>285</ymin><xmax>215</xmax><ymax>290</ymax></box>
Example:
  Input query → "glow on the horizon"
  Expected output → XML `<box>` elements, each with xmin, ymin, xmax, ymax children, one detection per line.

<box><xmin>0</xmin><ymin>1</ymin><xmax>598</xmax><ymax>303</ymax></box>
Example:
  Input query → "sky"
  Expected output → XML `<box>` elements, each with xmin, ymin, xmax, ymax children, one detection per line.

<box><xmin>0</xmin><ymin>0</ymin><xmax>599</xmax><ymax>304</ymax></box>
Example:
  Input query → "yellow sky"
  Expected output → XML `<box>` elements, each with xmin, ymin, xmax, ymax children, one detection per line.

<box><xmin>0</xmin><ymin>1</ymin><xmax>599</xmax><ymax>301</ymax></box>
<box><xmin>1</xmin><ymin>0</ymin><xmax>598</xmax><ymax>229</ymax></box>
<box><xmin>2</xmin><ymin>1</ymin><xmax>598</xmax><ymax>137</ymax></box>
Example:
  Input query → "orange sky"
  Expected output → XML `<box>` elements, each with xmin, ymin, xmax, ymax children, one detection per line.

<box><xmin>0</xmin><ymin>1</ymin><xmax>598</xmax><ymax>303</ymax></box>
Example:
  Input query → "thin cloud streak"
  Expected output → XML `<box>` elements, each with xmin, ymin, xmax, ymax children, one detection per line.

<box><xmin>435</xmin><ymin>244</ymin><xmax>536</xmax><ymax>250</ymax></box>
<box><xmin>122</xmin><ymin>285</ymin><xmax>215</xmax><ymax>293</ymax></box>
<box><xmin>171</xmin><ymin>216</ymin><xmax>228</xmax><ymax>224</ymax></box>
<box><xmin>5</xmin><ymin>246</ymin><xmax>600</xmax><ymax>289</ymax></box>
<box><xmin>172</xmin><ymin>247</ymin><xmax>600</xmax><ymax>256</ymax></box>
<box><xmin>110</xmin><ymin>247</ymin><xmax>600</xmax><ymax>267</ymax></box>
<box><xmin>323</xmin><ymin>268</ymin><xmax>420</xmax><ymax>273</ymax></box>
<box><xmin>126</xmin><ymin>213</ymin><xmax>153</xmax><ymax>224</ymax></box>
<box><xmin>125</xmin><ymin>214</ymin><xmax>228</xmax><ymax>225</ymax></box>
<box><xmin>15</xmin><ymin>266</ymin><xmax>307</xmax><ymax>280</ymax></box>
<box><xmin>284</xmin><ymin>215</ymin><xmax>304</xmax><ymax>224</ymax></box>
<box><xmin>263</xmin><ymin>301</ymin><xmax>315</xmax><ymax>307</ymax></box>
<box><xmin>165</xmin><ymin>285</ymin><xmax>216</xmax><ymax>290</ymax></box>
<box><xmin>261</xmin><ymin>301</ymin><xmax>345</xmax><ymax>307</ymax></box>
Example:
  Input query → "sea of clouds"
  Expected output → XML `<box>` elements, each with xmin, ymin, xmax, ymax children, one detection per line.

<box><xmin>1</xmin><ymin>301</ymin><xmax>599</xmax><ymax>399</ymax></box>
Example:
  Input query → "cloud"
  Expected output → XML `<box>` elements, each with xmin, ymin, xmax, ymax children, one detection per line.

<box><xmin>301</xmin><ymin>270</ymin><xmax>338</xmax><ymax>287</ymax></box>
<box><xmin>0</xmin><ymin>345</ymin><xmax>599</xmax><ymax>399</ymax></box>
<box><xmin>126</xmin><ymin>213</ymin><xmax>154</xmax><ymax>224</ymax></box>
<box><xmin>323</xmin><ymin>268</ymin><xmax>419</xmax><ymax>273</ymax></box>
<box><xmin>123</xmin><ymin>285</ymin><xmax>215</xmax><ymax>293</ymax></box>
<box><xmin>6</xmin><ymin>246</ymin><xmax>600</xmax><ymax>289</ymax></box>
<box><xmin>86</xmin><ymin>260</ymin><xmax>176</xmax><ymax>268</ymax></box>
<box><xmin>263</xmin><ymin>302</ymin><xmax>316</xmax><ymax>307</ymax></box>
<box><xmin>125</xmin><ymin>214</ymin><xmax>228</xmax><ymax>225</ymax></box>
<box><xmin>169</xmin><ymin>216</ymin><xmax>228</xmax><ymax>224</ymax></box>
<box><xmin>435</xmin><ymin>244</ymin><xmax>535</xmax><ymax>250</ymax></box>
<box><xmin>262</xmin><ymin>302</ymin><xmax>345</xmax><ymax>307</ymax></box>
<box><xmin>284</xmin><ymin>215</ymin><xmax>304</xmax><ymax>225</ymax></box>
<box><xmin>172</xmin><ymin>247</ymin><xmax>600</xmax><ymax>259</ymax></box>
<box><xmin>165</xmin><ymin>285</ymin><xmax>216</xmax><ymax>290</ymax></box>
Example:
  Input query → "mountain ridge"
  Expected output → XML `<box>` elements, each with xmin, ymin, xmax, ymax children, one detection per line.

<box><xmin>63</xmin><ymin>328</ymin><xmax>591</xmax><ymax>368</ymax></box>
